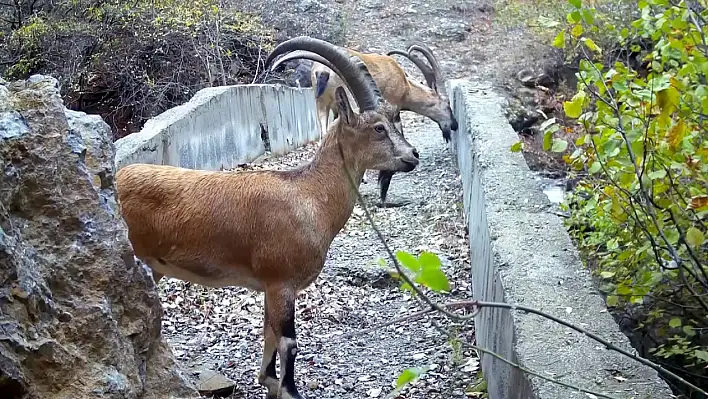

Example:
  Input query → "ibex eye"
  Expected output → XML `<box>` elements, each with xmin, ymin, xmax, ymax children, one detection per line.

<box><xmin>374</xmin><ymin>124</ymin><xmax>386</xmax><ymax>134</ymax></box>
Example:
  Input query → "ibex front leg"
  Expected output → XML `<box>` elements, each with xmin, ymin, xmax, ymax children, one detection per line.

<box><xmin>376</xmin><ymin>171</ymin><xmax>412</xmax><ymax>208</ymax></box>
<box><xmin>258</xmin><ymin>296</ymin><xmax>280</xmax><ymax>398</ymax></box>
<box><xmin>376</xmin><ymin>111</ymin><xmax>413</xmax><ymax>208</ymax></box>
<box><xmin>263</xmin><ymin>284</ymin><xmax>304</xmax><ymax>399</ymax></box>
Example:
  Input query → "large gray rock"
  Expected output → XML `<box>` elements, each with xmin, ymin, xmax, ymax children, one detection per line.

<box><xmin>236</xmin><ymin>0</ymin><xmax>346</xmax><ymax>87</ymax></box>
<box><xmin>237</xmin><ymin>0</ymin><xmax>346</xmax><ymax>46</ymax></box>
<box><xmin>0</xmin><ymin>75</ymin><xmax>199</xmax><ymax>399</ymax></box>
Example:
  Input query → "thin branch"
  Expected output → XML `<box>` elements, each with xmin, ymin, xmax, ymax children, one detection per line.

<box><xmin>251</xmin><ymin>44</ymin><xmax>263</xmax><ymax>85</ymax></box>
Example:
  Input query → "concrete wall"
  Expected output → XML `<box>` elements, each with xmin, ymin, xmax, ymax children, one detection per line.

<box><xmin>446</xmin><ymin>79</ymin><xmax>673</xmax><ymax>399</ymax></box>
<box><xmin>114</xmin><ymin>84</ymin><xmax>320</xmax><ymax>171</ymax></box>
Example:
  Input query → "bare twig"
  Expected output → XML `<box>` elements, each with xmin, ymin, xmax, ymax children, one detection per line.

<box><xmin>251</xmin><ymin>44</ymin><xmax>263</xmax><ymax>85</ymax></box>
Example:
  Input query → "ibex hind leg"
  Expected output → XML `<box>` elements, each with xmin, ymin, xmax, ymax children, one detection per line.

<box><xmin>258</xmin><ymin>296</ymin><xmax>280</xmax><ymax>399</ymax></box>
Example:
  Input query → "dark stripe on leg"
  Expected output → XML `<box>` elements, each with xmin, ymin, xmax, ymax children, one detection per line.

<box><xmin>279</xmin><ymin>301</ymin><xmax>297</xmax><ymax>391</ymax></box>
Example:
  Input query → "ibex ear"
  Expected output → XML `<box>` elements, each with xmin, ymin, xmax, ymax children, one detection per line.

<box><xmin>335</xmin><ymin>87</ymin><xmax>355</xmax><ymax>125</ymax></box>
<box><xmin>393</xmin><ymin>110</ymin><xmax>403</xmax><ymax>134</ymax></box>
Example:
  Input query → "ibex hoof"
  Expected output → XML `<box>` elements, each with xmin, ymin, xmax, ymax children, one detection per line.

<box><xmin>376</xmin><ymin>200</ymin><xmax>411</xmax><ymax>208</ymax></box>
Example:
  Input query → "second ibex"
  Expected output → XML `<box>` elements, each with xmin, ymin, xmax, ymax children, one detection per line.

<box><xmin>274</xmin><ymin>40</ymin><xmax>458</xmax><ymax>207</ymax></box>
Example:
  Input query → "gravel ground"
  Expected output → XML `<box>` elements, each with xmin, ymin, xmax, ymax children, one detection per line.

<box><xmin>156</xmin><ymin>0</ymin><xmax>542</xmax><ymax>397</ymax></box>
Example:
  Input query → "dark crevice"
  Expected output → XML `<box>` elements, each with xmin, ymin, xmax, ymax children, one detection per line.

<box><xmin>260</xmin><ymin>123</ymin><xmax>271</xmax><ymax>152</ymax></box>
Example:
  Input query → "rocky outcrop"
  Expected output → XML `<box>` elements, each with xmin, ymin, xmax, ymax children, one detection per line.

<box><xmin>0</xmin><ymin>75</ymin><xmax>198</xmax><ymax>399</ymax></box>
<box><xmin>236</xmin><ymin>0</ymin><xmax>346</xmax><ymax>87</ymax></box>
<box><xmin>235</xmin><ymin>0</ymin><xmax>346</xmax><ymax>46</ymax></box>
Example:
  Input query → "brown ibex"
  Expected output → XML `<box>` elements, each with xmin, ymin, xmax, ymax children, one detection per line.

<box><xmin>275</xmin><ymin>42</ymin><xmax>456</xmax><ymax>207</ymax></box>
<box><xmin>115</xmin><ymin>37</ymin><xmax>419</xmax><ymax>399</ymax></box>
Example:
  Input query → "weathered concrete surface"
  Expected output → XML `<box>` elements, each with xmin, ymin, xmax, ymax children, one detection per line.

<box><xmin>114</xmin><ymin>84</ymin><xmax>319</xmax><ymax>171</ymax></box>
<box><xmin>447</xmin><ymin>79</ymin><xmax>673</xmax><ymax>399</ymax></box>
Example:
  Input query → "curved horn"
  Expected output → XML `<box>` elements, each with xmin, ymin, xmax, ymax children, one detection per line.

<box><xmin>407</xmin><ymin>44</ymin><xmax>443</xmax><ymax>88</ymax></box>
<box><xmin>386</xmin><ymin>49</ymin><xmax>437</xmax><ymax>90</ymax></box>
<box><xmin>265</xmin><ymin>36</ymin><xmax>381</xmax><ymax>111</ymax></box>
<box><xmin>270</xmin><ymin>50</ymin><xmax>361</xmax><ymax>100</ymax></box>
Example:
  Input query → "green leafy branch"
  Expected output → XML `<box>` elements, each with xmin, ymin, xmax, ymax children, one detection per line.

<box><xmin>514</xmin><ymin>0</ymin><xmax>708</xmax><ymax>387</ymax></box>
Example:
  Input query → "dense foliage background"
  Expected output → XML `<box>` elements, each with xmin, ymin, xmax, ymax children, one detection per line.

<box><xmin>510</xmin><ymin>0</ymin><xmax>708</xmax><ymax>395</ymax></box>
<box><xmin>1</xmin><ymin>0</ymin><xmax>274</xmax><ymax>138</ymax></box>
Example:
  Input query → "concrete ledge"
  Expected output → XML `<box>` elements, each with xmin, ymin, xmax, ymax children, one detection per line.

<box><xmin>446</xmin><ymin>79</ymin><xmax>673</xmax><ymax>399</ymax></box>
<box><xmin>114</xmin><ymin>84</ymin><xmax>320</xmax><ymax>171</ymax></box>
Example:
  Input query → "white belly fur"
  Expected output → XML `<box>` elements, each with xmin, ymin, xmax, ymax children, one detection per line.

<box><xmin>145</xmin><ymin>257</ymin><xmax>265</xmax><ymax>291</ymax></box>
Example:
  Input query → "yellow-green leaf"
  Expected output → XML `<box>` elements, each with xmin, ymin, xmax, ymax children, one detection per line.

<box><xmin>581</xmin><ymin>37</ymin><xmax>602</xmax><ymax>53</ymax></box>
<box><xmin>656</xmin><ymin>87</ymin><xmax>680</xmax><ymax>116</ymax></box>
<box><xmin>571</xmin><ymin>23</ymin><xmax>584</xmax><ymax>37</ymax></box>
<box><xmin>581</xmin><ymin>8</ymin><xmax>594</xmax><ymax>24</ymax></box>
<box><xmin>599</xmin><ymin>271</ymin><xmax>615</xmax><ymax>278</ymax></box>
<box><xmin>686</xmin><ymin>227</ymin><xmax>705</xmax><ymax>247</ymax></box>
<box><xmin>510</xmin><ymin>141</ymin><xmax>523</xmax><ymax>152</ymax></box>
<box><xmin>563</xmin><ymin>99</ymin><xmax>582</xmax><ymax>118</ymax></box>
<box><xmin>606</xmin><ymin>295</ymin><xmax>618</xmax><ymax>306</ymax></box>
<box><xmin>669</xmin><ymin>317</ymin><xmax>682</xmax><ymax>328</ymax></box>
<box><xmin>667</xmin><ymin>120</ymin><xmax>686</xmax><ymax>149</ymax></box>
<box><xmin>648</xmin><ymin>169</ymin><xmax>667</xmax><ymax>180</ymax></box>
<box><xmin>396</xmin><ymin>367</ymin><xmax>426</xmax><ymax>388</ymax></box>
<box><xmin>416</xmin><ymin>267</ymin><xmax>450</xmax><ymax>292</ymax></box>
<box><xmin>589</xmin><ymin>161</ymin><xmax>602</xmax><ymax>174</ymax></box>
<box><xmin>396</xmin><ymin>251</ymin><xmax>420</xmax><ymax>273</ymax></box>
<box><xmin>543</xmin><ymin>130</ymin><xmax>553</xmax><ymax>151</ymax></box>
<box><xmin>419</xmin><ymin>251</ymin><xmax>442</xmax><ymax>270</ymax></box>
<box><xmin>552</xmin><ymin>30</ymin><xmax>565</xmax><ymax>48</ymax></box>
<box><xmin>551</xmin><ymin>139</ymin><xmax>568</xmax><ymax>153</ymax></box>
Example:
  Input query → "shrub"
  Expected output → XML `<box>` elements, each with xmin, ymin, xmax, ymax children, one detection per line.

<box><xmin>0</xmin><ymin>0</ymin><xmax>274</xmax><ymax>138</ymax></box>
<box><xmin>515</xmin><ymin>0</ymin><xmax>708</xmax><ymax>394</ymax></box>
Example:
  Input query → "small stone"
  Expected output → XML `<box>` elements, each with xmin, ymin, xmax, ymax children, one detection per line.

<box><xmin>193</xmin><ymin>368</ymin><xmax>236</xmax><ymax>396</ymax></box>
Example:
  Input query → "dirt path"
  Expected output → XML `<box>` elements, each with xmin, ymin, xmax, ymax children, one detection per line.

<box><xmin>158</xmin><ymin>0</ymin><xmax>546</xmax><ymax>398</ymax></box>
